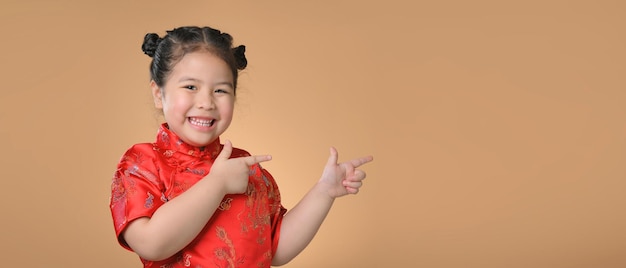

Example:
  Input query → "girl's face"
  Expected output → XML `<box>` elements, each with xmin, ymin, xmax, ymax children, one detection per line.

<box><xmin>151</xmin><ymin>51</ymin><xmax>235</xmax><ymax>147</ymax></box>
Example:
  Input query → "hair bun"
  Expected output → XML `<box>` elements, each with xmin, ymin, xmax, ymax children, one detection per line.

<box><xmin>232</xmin><ymin>45</ymin><xmax>247</xmax><ymax>70</ymax></box>
<box><xmin>142</xmin><ymin>33</ymin><xmax>162</xmax><ymax>57</ymax></box>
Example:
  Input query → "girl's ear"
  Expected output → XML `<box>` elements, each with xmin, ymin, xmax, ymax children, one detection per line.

<box><xmin>151</xmin><ymin>80</ymin><xmax>163</xmax><ymax>109</ymax></box>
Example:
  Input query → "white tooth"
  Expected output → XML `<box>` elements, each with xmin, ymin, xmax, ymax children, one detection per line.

<box><xmin>190</xmin><ymin>118</ymin><xmax>212</xmax><ymax>126</ymax></box>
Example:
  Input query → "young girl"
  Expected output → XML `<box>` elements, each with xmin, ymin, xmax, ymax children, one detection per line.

<box><xmin>110</xmin><ymin>26</ymin><xmax>373</xmax><ymax>268</ymax></box>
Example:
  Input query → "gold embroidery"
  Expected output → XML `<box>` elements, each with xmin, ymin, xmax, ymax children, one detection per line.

<box><xmin>215</xmin><ymin>226</ymin><xmax>236</xmax><ymax>267</ymax></box>
<box><xmin>218</xmin><ymin>198</ymin><xmax>233</xmax><ymax>211</ymax></box>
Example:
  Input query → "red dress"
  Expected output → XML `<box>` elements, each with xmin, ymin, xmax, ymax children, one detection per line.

<box><xmin>110</xmin><ymin>124</ymin><xmax>286</xmax><ymax>268</ymax></box>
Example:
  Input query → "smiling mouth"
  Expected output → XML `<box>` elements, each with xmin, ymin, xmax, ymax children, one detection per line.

<box><xmin>189</xmin><ymin>117</ymin><xmax>215</xmax><ymax>127</ymax></box>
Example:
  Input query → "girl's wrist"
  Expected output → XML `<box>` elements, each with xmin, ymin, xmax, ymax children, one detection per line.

<box><xmin>200</xmin><ymin>174</ymin><xmax>229</xmax><ymax>197</ymax></box>
<box><xmin>313</xmin><ymin>181</ymin><xmax>338</xmax><ymax>201</ymax></box>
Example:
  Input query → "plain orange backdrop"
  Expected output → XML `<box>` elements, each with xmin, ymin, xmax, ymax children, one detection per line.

<box><xmin>0</xmin><ymin>1</ymin><xmax>625</xmax><ymax>267</ymax></box>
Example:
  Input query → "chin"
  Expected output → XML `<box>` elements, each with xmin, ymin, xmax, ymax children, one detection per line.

<box><xmin>188</xmin><ymin>140</ymin><xmax>213</xmax><ymax>147</ymax></box>
<box><xmin>178</xmin><ymin>135</ymin><xmax>212</xmax><ymax>147</ymax></box>
<box><xmin>199</xmin><ymin>137</ymin><xmax>221</xmax><ymax>146</ymax></box>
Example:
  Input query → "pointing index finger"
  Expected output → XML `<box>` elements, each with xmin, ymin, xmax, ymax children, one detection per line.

<box><xmin>244</xmin><ymin>154</ymin><xmax>273</xmax><ymax>166</ymax></box>
<box><xmin>349</xmin><ymin>155</ymin><xmax>374</xmax><ymax>168</ymax></box>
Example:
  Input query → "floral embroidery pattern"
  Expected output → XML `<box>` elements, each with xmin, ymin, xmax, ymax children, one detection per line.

<box><xmin>215</xmin><ymin>226</ymin><xmax>240</xmax><ymax>267</ymax></box>
<box><xmin>218</xmin><ymin>198</ymin><xmax>233</xmax><ymax>211</ymax></box>
<box><xmin>144</xmin><ymin>192</ymin><xmax>154</xmax><ymax>209</ymax></box>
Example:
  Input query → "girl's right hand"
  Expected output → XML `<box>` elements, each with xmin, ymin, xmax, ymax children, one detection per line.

<box><xmin>209</xmin><ymin>140</ymin><xmax>272</xmax><ymax>194</ymax></box>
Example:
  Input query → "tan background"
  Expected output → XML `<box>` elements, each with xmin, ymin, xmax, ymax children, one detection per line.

<box><xmin>1</xmin><ymin>0</ymin><xmax>625</xmax><ymax>267</ymax></box>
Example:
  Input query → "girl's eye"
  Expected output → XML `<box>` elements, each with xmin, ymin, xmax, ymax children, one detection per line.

<box><xmin>184</xmin><ymin>85</ymin><xmax>197</xmax><ymax>90</ymax></box>
<box><xmin>215</xmin><ymin>89</ymin><xmax>229</xmax><ymax>94</ymax></box>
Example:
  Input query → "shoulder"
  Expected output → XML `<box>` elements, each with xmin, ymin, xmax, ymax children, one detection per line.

<box><xmin>114</xmin><ymin>143</ymin><xmax>161</xmax><ymax>184</ymax></box>
<box><xmin>116</xmin><ymin>143</ymin><xmax>158</xmax><ymax>166</ymax></box>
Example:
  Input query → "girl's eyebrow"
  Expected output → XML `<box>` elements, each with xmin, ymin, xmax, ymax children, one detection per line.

<box><xmin>214</xmin><ymin>81</ymin><xmax>234</xmax><ymax>88</ymax></box>
<box><xmin>177</xmin><ymin>76</ymin><xmax>233</xmax><ymax>88</ymax></box>
<box><xmin>178</xmin><ymin>76</ymin><xmax>201</xmax><ymax>83</ymax></box>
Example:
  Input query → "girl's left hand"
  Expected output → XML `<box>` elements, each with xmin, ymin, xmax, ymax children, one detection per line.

<box><xmin>319</xmin><ymin>147</ymin><xmax>373</xmax><ymax>198</ymax></box>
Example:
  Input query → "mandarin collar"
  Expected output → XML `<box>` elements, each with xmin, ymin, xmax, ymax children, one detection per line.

<box><xmin>155</xmin><ymin>123</ymin><xmax>221</xmax><ymax>160</ymax></box>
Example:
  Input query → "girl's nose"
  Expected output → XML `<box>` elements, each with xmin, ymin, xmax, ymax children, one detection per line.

<box><xmin>196</xmin><ymin>94</ymin><xmax>216</xmax><ymax>110</ymax></box>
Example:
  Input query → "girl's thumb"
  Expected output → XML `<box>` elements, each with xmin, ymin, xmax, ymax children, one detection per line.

<box><xmin>218</xmin><ymin>140</ymin><xmax>233</xmax><ymax>160</ymax></box>
<box><xmin>326</xmin><ymin>146</ymin><xmax>338</xmax><ymax>166</ymax></box>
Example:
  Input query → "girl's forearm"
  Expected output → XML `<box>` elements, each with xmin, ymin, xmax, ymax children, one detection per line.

<box><xmin>123</xmin><ymin>175</ymin><xmax>227</xmax><ymax>261</ymax></box>
<box><xmin>272</xmin><ymin>182</ymin><xmax>336</xmax><ymax>266</ymax></box>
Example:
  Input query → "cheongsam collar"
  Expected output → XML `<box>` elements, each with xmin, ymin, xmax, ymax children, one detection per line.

<box><xmin>155</xmin><ymin>123</ymin><xmax>221</xmax><ymax>160</ymax></box>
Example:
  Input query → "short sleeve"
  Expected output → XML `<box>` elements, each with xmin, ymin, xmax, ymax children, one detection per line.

<box><xmin>261</xmin><ymin>168</ymin><xmax>287</xmax><ymax>256</ymax></box>
<box><xmin>110</xmin><ymin>144</ymin><xmax>165</xmax><ymax>250</ymax></box>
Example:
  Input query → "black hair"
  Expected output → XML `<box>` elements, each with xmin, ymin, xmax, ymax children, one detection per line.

<box><xmin>141</xmin><ymin>26</ymin><xmax>247</xmax><ymax>94</ymax></box>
